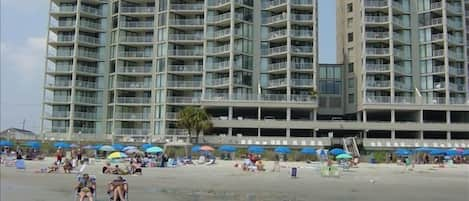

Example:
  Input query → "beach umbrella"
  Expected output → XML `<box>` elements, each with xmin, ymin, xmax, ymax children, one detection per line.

<box><xmin>141</xmin><ymin>143</ymin><xmax>153</xmax><ymax>150</ymax></box>
<box><xmin>395</xmin><ymin>149</ymin><xmax>411</xmax><ymax>156</ymax></box>
<box><xmin>125</xmin><ymin>149</ymin><xmax>142</xmax><ymax>154</ymax></box>
<box><xmin>218</xmin><ymin>145</ymin><xmax>236</xmax><ymax>153</ymax></box>
<box><xmin>274</xmin><ymin>146</ymin><xmax>291</xmax><ymax>154</ymax></box>
<box><xmin>429</xmin><ymin>149</ymin><xmax>446</xmax><ymax>156</ymax></box>
<box><xmin>329</xmin><ymin>148</ymin><xmax>345</xmax><ymax>156</ymax></box>
<box><xmin>53</xmin><ymin>142</ymin><xmax>70</xmax><ymax>149</ymax></box>
<box><xmin>445</xmin><ymin>149</ymin><xmax>460</xmax><ymax>156</ymax></box>
<box><xmin>25</xmin><ymin>141</ymin><xmax>41</xmax><ymax>149</ymax></box>
<box><xmin>93</xmin><ymin>144</ymin><xmax>103</xmax><ymax>150</ymax></box>
<box><xmin>122</xmin><ymin>146</ymin><xmax>137</xmax><ymax>152</ymax></box>
<box><xmin>112</xmin><ymin>144</ymin><xmax>125</xmax><ymax>151</ymax></box>
<box><xmin>146</xmin><ymin>146</ymin><xmax>164</xmax><ymax>153</ymax></box>
<box><xmin>82</xmin><ymin>145</ymin><xmax>95</xmax><ymax>150</ymax></box>
<box><xmin>200</xmin><ymin>145</ymin><xmax>215</xmax><ymax>152</ymax></box>
<box><xmin>462</xmin><ymin>150</ymin><xmax>469</xmax><ymax>156</ymax></box>
<box><xmin>336</xmin><ymin>153</ymin><xmax>353</xmax><ymax>159</ymax></box>
<box><xmin>191</xmin><ymin>145</ymin><xmax>201</xmax><ymax>152</ymax></box>
<box><xmin>70</xmin><ymin>144</ymin><xmax>79</xmax><ymax>148</ymax></box>
<box><xmin>107</xmin><ymin>152</ymin><xmax>128</xmax><ymax>160</ymax></box>
<box><xmin>99</xmin><ymin>145</ymin><xmax>115</xmax><ymax>152</ymax></box>
<box><xmin>248</xmin><ymin>146</ymin><xmax>264</xmax><ymax>154</ymax></box>
<box><xmin>414</xmin><ymin>147</ymin><xmax>434</xmax><ymax>153</ymax></box>
<box><xmin>0</xmin><ymin>140</ymin><xmax>13</xmax><ymax>147</ymax></box>
<box><xmin>300</xmin><ymin>147</ymin><xmax>316</xmax><ymax>155</ymax></box>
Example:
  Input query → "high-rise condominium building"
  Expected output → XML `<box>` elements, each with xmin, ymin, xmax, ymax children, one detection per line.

<box><xmin>41</xmin><ymin>0</ymin><xmax>469</xmax><ymax>149</ymax></box>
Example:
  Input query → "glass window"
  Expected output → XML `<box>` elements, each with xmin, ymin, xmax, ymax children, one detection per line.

<box><xmin>347</xmin><ymin>3</ymin><xmax>353</xmax><ymax>12</ymax></box>
<box><xmin>348</xmin><ymin>63</ymin><xmax>354</xmax><ymax>73</ymax></box>
<box><xmin>347</xmin><ymin>33</ymin><xmax>353</xmax><ymax>42</ymax></box>
<box><xmin>348</xmin><ymin>94</ymin><xmax>355</xmax><ymax>103</ymax></box>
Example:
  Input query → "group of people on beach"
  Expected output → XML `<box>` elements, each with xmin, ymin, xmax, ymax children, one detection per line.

<box><xmin>75</xmin><ymin>173</ymin><xmax>128</xmax><ymax>201</ymax></box>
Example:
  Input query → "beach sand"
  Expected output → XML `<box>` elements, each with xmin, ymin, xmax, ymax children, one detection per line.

<box><xmin>1</xmin><ymin>158</ymin><xmax>468</xmax><ymax>201</ymax></box>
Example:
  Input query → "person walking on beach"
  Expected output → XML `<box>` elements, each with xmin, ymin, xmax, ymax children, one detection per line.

<box><xmin>56</xmin><ymin>147</ymin><xmax>64</xmax><ymax>164</ymax></box>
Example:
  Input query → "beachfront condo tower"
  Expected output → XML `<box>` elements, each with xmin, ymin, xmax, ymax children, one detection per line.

<box><xmin>41</xmin><ymin>0</ymin><xmax>469</xmax><ymax>150</ymax></box>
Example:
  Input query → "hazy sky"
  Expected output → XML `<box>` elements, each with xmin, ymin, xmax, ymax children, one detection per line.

<box><xmin>0</xmin><ymin>0</ymin><xmax>336</xmax><ymax>132</ymax></box>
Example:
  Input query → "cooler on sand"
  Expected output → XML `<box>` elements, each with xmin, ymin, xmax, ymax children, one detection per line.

<box><xmin>291</xmin><ymin>167</ymin><xmax>297</xmax><ymax>178</ymax></box>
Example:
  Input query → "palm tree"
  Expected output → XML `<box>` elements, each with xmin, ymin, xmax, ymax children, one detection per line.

<box><xmin>310</xmin><ymin>88</ymin><xmax>318</xmax><ymax>98</ymax></box>
<box><xmin>177</xmin><ymin>107</ymin><xmax>212</xmax><ymax>144</ymax></box>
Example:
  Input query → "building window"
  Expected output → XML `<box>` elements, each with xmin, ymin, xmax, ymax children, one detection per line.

<box><xmin>348</xmin><ymin>63</ymin><xmax>354</xmax><ymax>73</ymax></box>
<box><xmin>347</xmin><ymin>33</ymin><xmax>353</xmax><ymax>42</ymax></box>
<box><xmin>347</xmin><ymin>48</ymin><xmax>354</xmax><ymax>57</ymax></box>
<box><xmin>348</xmin><ymin>78</ymin><xmax>354</xmax><ymax>89</ymax></box>
<box><xmin>347</xmin><ymin>18</ymin><xmax>353</xmax><ymax>28</ymax></box>
<box><xmin>348</xmin><ymin>93</ymin><xmax>355</xmax><ymax>103</ymax></box>
<box><xmin>347</xmin><ymin>3</ymin><xmax>353</xmax><ymax>12</ymax></box>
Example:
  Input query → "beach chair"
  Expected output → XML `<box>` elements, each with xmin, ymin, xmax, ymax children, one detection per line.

<box><xmin>73</xmin><ymin>175</ymin><xmax>97</xmax><ymax>201</ymax></box>
<box><xmin>108</xmin><ymin>178</ymin><xmax>129</xmax><ymax>201</ymax></box>
<box><xmin>16</xmin><ymin>159</ymin><xmax>25</xmax><ymax>170</ymax></box>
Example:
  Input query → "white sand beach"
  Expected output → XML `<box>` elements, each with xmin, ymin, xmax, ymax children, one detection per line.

<box><xmin>1</xmin><ymin>158</ymin><xmax>468</xmax><ymax>201</ymax></box>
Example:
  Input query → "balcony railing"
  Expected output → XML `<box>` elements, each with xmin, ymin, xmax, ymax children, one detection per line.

<box><xmin>207</xmin><ymin>77</ymin><xmax>230</xmax><ymax>86</ymax></box>
<box><xmin>292</xmin><ymin>79</ymin><xmax>313</xmax><ymax>87</ymax></box>
<box><xmin>264</xmin><ymin>45</ymin><xmax>288</xmax><ymax>55</ymax></box>
<box><xmin>394</xmin><ymin>81</ymin><xmax>412</xmax><ymax>90</ymax></box>
<box><xmin>116</xmin><ymin>97</ymin><xmax>151</xmax><ymax>104</ymax></box>
<box><xmin>291</xmin><ymin>46</ymin><xmax>313</xmax><ymax>53</ymax></box>
<box><xmin>117</xmin><ymin>66</ymin><xmax>152</xmax><ymax>73</ymax></box>
<box><xmin>167</xmin><ymin>81</ymin><xmax>202</xmax><ymax>88</ymax></box>
<box><xmin>49</xmin><ymin>65</ymin><xmax>72</xmax><ymax>73</ymax></box>
<box><xmin>366</xmin><ymin>80</ymin><xmax>390</xmax><ymax>88</ymax></box>
<box><xmin>77</xmin><ymin>50</ymin><xmax>99</xmax><ymax>59</ymax></box>
<box><xmin>290</xmin><ymin>14</ymin><xmax>313</xmax><ymax>21</ymax></box>
<box><xmin>75</xmin><ymin>96</ymin><xmax>98</xmax><ymax>104</ymax></box>
<box><xmin>208</xmin><ymin>45</ymin><xmax>231</xmax><ymax>54</ymax></box>
<box><xmin>366</xmin><ymin>48</ymin><xmax>390</xmax><ymax>55</ymax></box>
<box><xmin>365</xmin><ymin>16</ymin><xmax>389</xmax><ymax>23</ymax></box>
<box><xmin>48</xmin><ymin>96</ymin><xmax>71</xmax><ymax>102</ymax></box>
<box><xmin>291</xmin><ymin>30</ymin><xmax>313</xmax><ymax>37</ymax></box>
<box><xmin>74</xmin><ymin>112</ymin><xmax>97</xmax><ymax>119</ymax></box>
<box><xmin>80</xmin><ymin>6</ymin><xmax>102</xmax><ymax>16</ymax></box>
<box><xmin>168</xmin><ymin>64</ymin><xmax>202</xmax><ymax>72</ymax></box>
<box><xmin>450</xmin><ymin>97</ymin><xmax>467</xmax><ymax>104</ymax></box>
<box><xmin>121</xmin><ymin>6</ymin><xmax>155</xmax><ymax>13</ymax></box>
<box><xmin>115</xmin><ymin>113</ymin><xmax>150</xmax><ymax>120</ymax></box>
<box><xmin>291</xmin><ymin>0</ymin><xmax>314</xmax><ymax>6</ymax></box>
<box><xmin>170</xmin><ymin>19</ymin><xmax>204</xmax><ymax>26</ymax></box>
<box><xmin>210</xmin><ymin>28</ymin><xmax>231</xmax><ymax>38</ymax></box>
<box><xmin>119</xmin><ymin>51</ymin><xmax>152</xmax><ymax>58</ymax></box>
<box><xmin>120</xmin><ymin>21</ymin><xmax>154</xmax><ymax>28</ymax></box>
<box><xmin>424</xmin><ymin>97</ymin><xmax>446</xmax><ymax>104</ymax></box>
<box><xmin>446</xmin><ymin>3</ymin><xmax>462</xmax><ymax>14</ymax></box>
<box><xmin>78</xmin><ymin>35</ymin><xmax>100</xmax><ymax>45</ymax></box>
<box><xmin>169</xmin><ymin>49</ymin><xmax>203</xmax><ymax>56</ymax></box>
<box><xmin>262</xmin><ymin>0</ymin><xmax>287</xmax><ymax>9</ymax></box>
<box><xmin>448</xmin><ymin>51</ymin><xmax>464</xmax><ymax>60</ymax></box>
<box><xmin>169</xmin><ymin>34</ymin><xmax>203</xmax><ymax>41</ymax></box>
<box><xmin>395</xmin><ymin>96</ymin><xmax>415</xmax><ymax>104</ymax></box>
<box><xmin>79</xmin><ymin>21</ymin><xmax>102</xmax><ymax>30</ymax></box>
<box><xmin>120</xmin><ymin>36</ymin><xmax>153</xmax><ymax>43</ymax></box>
<box><xmin>47</xmin><ymin>111</ymin><xmax>70</xmax><ymax>118</ymax></box>
<box><xmin>264</xmin><ymin>13</ymin><xmax>287</xmax><ymax>24</ymax></box>
<box><xmin>48</xmin><ymin>81</ymin><xmax>72</xmax><ymax>87</ymax></box>
<box><xmin>449</xmin><ymin>67</ymin><xmax>465</xmax><ymax>75</ymax></box>
<box><xmin>167</xmin><ymin>96</ymin><xmax>201</xmax><ymax>104</ymax></box>
<box><xmin>116</xmin><ymin>82</ymin><xmax>151</xmax><ymax>89</ymax></box>
<box><xmin>365</xmin><ymin>96</ymin><xmax>391</xmax><ymax>104</ymax></box>
<box><xmin>365</xmin><ymin>32</ymin><xmax>389</xmax><ymax>39</ymax></box>
<box><xmin>268</xmin><ymin>62</ymin><xmax>287</xmax><ymax>71</ymax></box>
<box><xmin>54</xmin><ymin>21</ymin><xmax>76</xmax><ymax>28</ymax></box>
<box><xmin>292</xmin><ymin>63</ymin><xmax>314</xmax><ymax>70</ymax></box>
<box><xmin>115</xmin><ymin>128</ymin><xmax>151</xmax><ymax>135</ymax></box>
<box><xmin>170</xmin><ymin>4</ymin><xmax>204</xmax><ymax>11</ymax></box>
<box><xmin>51</xmin><ymin>6</ymin><xmax>76</xmax><ymax>13</ymax></box>
<box><xmin>268</xmin><ymin>79</ymin><xmax>287</xmax><ymax>87</ymax></box>
<box><xmin>76</xmin><ymin>80</ymin><xmax>98</xmax><ymax>89</ymax></box>
<box><xmin>431</xmin><ymin>33</ymin><xmax>444</xmax><ymax>41</ymax></box>
<box><xmin>208</xmin><ymin>0</ymin><xmax>230</xmax><ymax>6</ymax></box>
<box><xmin>366</xmin><ymin>64</ymin><xmax>390</xmax><ymax>72</ymax></box>
<box><xmin>269</xmin><ymin>29</ymin><xmax>287</xmax><ymax>39</ymax></box>
<box><xmin>449</xmin><ymin>83</ymin><xmax>465</xmax><ymax>91</ymax></box>
<box><xmin>430</xmin><ymin>2</ymin><xmax>442</xmax><ymax>10</ymax></box>
<box><xmin>208</xmin><ymin>12</ymin><xmax>231</xmax><ymax>23</ymax></box>
<box><xmin>364</xmin><ymin>0</ymin><xmax>388</xmax><ymax>8</ymax></box>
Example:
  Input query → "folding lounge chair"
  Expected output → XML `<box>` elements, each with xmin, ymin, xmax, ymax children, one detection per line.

<box><xmin>73</xmin><ymin>175</ymin><xmax>97</xmax><ymax>201</ymax></box>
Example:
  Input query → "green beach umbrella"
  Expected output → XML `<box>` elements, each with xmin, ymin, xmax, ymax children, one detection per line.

<box><xmin>336</xmin><ymin>153</ymin><xmax>352</xmax><ymax>159</ymax></box>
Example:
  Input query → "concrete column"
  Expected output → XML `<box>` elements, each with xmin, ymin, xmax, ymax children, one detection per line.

<box><xmin>419</xmin><ymin>131</ymin><xmax>424</xmax><ymax>140</ymax></box>
<box><xmin>446</xmin><ymin>131</ymin><xmax>451</xmax><ymax>140</ymax></box>
<box><xmin>313</xmin><ymin>130</ymin><xmax>317</xmax><ymax>138</ymax></box>
<box><xmin>391</xmin><ymin>110</ymin><xmax>395</xmax><ymax>123</ymax></box>
<box><xmin>258</xmin><ymin>107</ymin><xmax>261</xmax><ymax>120</ymax></box>
<box><xmin>228</xmin><ymin>107</ymin><xmax>233</xmax><ymax>120</ymax></box>
<box><xmin>257</xmin><ymin>128</ymin><xmax>261</xmax><ymax>137</ymax></box>
<box><xmin>446</xmin><ymin>111</ymin><xmax>451</xmax><ymax>124</ymax></box>
<box><xmin>286</xmin><ymin>128</ymin><xmax>290</xmax><ymax>138</ymax></box>
<box><xmin>357</xmin><ymin>112</ymin><xmax>362</xmax><ymax>122</ymax></box>
<box><xmin>391</xmin><ymin>130</ymin><xmax>395</xmax><ymax>140</ymax></box>
<box><xmin>286</xmin><ymin>108</ymin><xmax>291</xmax><ymax>121</ymax></box>
<box><xmin>363</xmin><ymin>130</ymin><xmax>368</xmax><ymax>139</ymax></box>
<box><xmin>228</xmin><ymin>128</ymin><xmax>233</xmax><ymax>137</ymax></box>
<box><xmin>419</xmin><ymin>110</ymin><xmax>424</xmax><ymax>123</ymax></box>
<box><xmin>363</xmin><ymin>110</ymin><xmax>367</xmax><ymax>122</ymax></box>
<box><xmin>313</xmin><ymin>110</ymin><xmax>317</xmax><ymax>121</ymax></box>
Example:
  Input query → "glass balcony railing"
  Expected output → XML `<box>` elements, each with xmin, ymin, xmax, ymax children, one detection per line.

<box><xmin>208</xmin><ymin>0</ymin><xmax>230</xmax><ymax>7</ymax></box>
<box><xmin>115</xmin><ymin>128</ymin><xmax>151</xmax><ymax>135</ymax></box>
<box><xmin>77</xmin><ymin>50</ymin><xmax>99</xmax><ymax>59</ymax></box>
<box><xmin>208</xmin><ymin>45</ymin><xmax>231</xmax><ymax>54</ymax></box>
<box><xmin>365</xmin><ymin>16</ymin><xmax>389</xmax><ymax>23</ymax></box>
<box><xmin>48</xmin><ymin>96</ymin><xmax>71</xmax><ymax>102</ymax></box>
<box><xmin>292</xmin><ymin>79</ymin><xmax>314</xmax><ymax>87</ymax></box>
<box><xmin>120</xmin><ymin>21</ymin><xmax>154</xmax><ymax>28</ymax></box>
<box><xmin>431</xmin><ymin>33</ymin><xmax>444</xmax><ymax>41</ymax></box>
<box><xmin>170</xmin><ymin>19</ymin><xmax>204</xmax><ymax>26</ymax></box>
<box><xmin>448</xmin><ymin>51</ymin><xmax>464</xmax><ymax>60</ymax></box>
<box><xmin>449</xmin><ymin>66</ymin><xmax>465</xmax><ymax>75</ymax></box>
<box><xmin>366</xmin><ymin>80</ymin><xmax>390</xmax><ymax>88</ymax></box>
<box><xmin>54</xmin><ymin>21</ymin><xmax>76</xmax><ymax>28</ymax></box>
<box><xmin>262</xmin><ymin>0</ymin><xmax>287</xmax><ymax>9</ymax></box>
<box><xmin>167</xmin><ymin>96</ymin><xmax>201</xmax><ymax>104</ymax></box>
<box><xmin>210</xmin><ymin>28</ymin><xmax>231</xmax><ymax>38</ymax></box>
<box><xmin>269</xmin><ymin>29</ymin><xmax>287</xmax><ymax>39</ymax></box>
<box><xmin>447</xmin><ymin>19</ymin><xmax>462</xmax><ymax>29</ymax></box>
<box><xmin>393</xmin><ymin>17</ymin><xmax>409</xmax><ymax>27</ymax></box>
<box><xmin>394</xmin><ymin>65</ymin><xmax>411</xmax><ymax>74</ymax></box>
<box><xmin>394</xmin><ymin>81</ymin><xmax>412</xmax><ymax>90</ymax></box>
<box><xmin>49</xmin><ymin>65</ymin><xmax>72</xmax><ymax>73</ymax></box>
<box><xmin>268</xmin><ymin>62</ymin><xmax>287</xmax><ymax>71</ymax></box>
<box><xmin>365</xmin><ymin>96</ymin><xmax>391</xmax><ymax>104</ymax></box>
<box><xmin>168</xmin><ymin>34</ymin><xmax>203</xmax><ymax>41</ymax></box>
<box><xmin>424</xmin><ymin>97</ymin><xmax>446</xmax><ymax>104</ymax></box>
<box><xmin>208</xmin><ymin>12</ymin><xmax>231</xmax><ymax>23</ymax></box>
<box><xmin>268</xmin><ymin>78</ymin><xmax>287</xmax><ymax>87</ymax></box>
<box><xmin>74</xmin><ymin>112</ymin><xmax>97</xmax><ymax>119</ymax></box>
<box><xmin>392</xmin><ymin>1</ymin><xmax>409</xmax><ymax>12</ymax></box>
<box><xmin>430</xmin><ymin>2</ymin><xmax>442</xmax><ymax>10</ymax></box>
<box><xmin>50</xmin><ymin>127</ymin><xmax>69</xmax><ymax>133</ymax></box>
<box><xmin>169</xmin><ymin>49</ymin><xmax>203</xmax><ymax>56</ymax></box>
<box><xmin>121</xmin><ymin>6</ymin><xmax>155</xmax><ymax>13</ymax></box>
<box><xmin>364</xmin><ymin>0</ymin><xmax>388</xmax><ymax>8</ymax></box>
<box><xmin>264</xmin><ymin>13</ymin><xmax>287</xmax><ymax>24</ymax></box>
<box><xmin>116</xmin><ymin>81</ymin><xmax>151</xmax><ymax>89</ymax></box>
<box><xmin>290</xmin><ymin>14</ymin><xmax>313</xmax><ymax>22</ymax></box>
<box><xmin>292</xmin><ymin>62</ymin><xmax>314</xmax><ymax>70</ymax></box>
<box><xmin>48</xmin><ymin>80</ymin><xmax>72</xmax><ymax>87</ymax></box>
<box><xmin>450</xmin><ymin>97</ymin><xmax>467</xmax><ymax>104</ymax></box>
<box><xmin>115</xmin><ymin>113</ymin><xmax>150</xmax><ymax>120</ymax></box>
<box><xmin>291</xmin><ymin>30</ymin><xmax>313</xmax><ymax>37</ymax></box>
<box><xmin>446</xmin><ymin>3</ymin><xmax>462</xmax><ymax>14</ymax></box>
<box><xmin>78</xmin><ymin>35</ymin><xmax>100</xmax><ymax>45</ymax></box>
<box><xmin>79</xmin><ymin>21</ymin><xmax>102</xmax><ymax>30</ymax></box>
<box><xmin>116</xmin><ymin>97</ymin><xmax>151</xmax><ymax>104</ymax></box>
<box><xmin>263</xmin><ymin>45</ymin><xmax>288</xmax><ymax>55</ymax></box>
<box><xmin>75</xmin><ymin>96</ymin><xmax>98</xmax><ymax>104</ymax></box>
<box><xmin>167</xmin><ymin>112</ymin><xmax>180</xmax><ymax>119</ymax></box>
<box><xmin>170</xmin><ymin>4</ymin><xmax>204</xmax><ymax>11</ymax></box>
<box><xmin>47</xmin><ymin>111</ymin><xmax>70</xmax><ymax>118</ymax></box>
<box><xmin>366</xmin><ymin>48</ymin><xmax>390</xmax><ymax>55</ymax></box>
<box><xmin>207</xmin><ymin>77</ymin><xmax>230</xmax><ymax>86</ymax></box>
<box><xmin>80</xmin><ymin>6</ymin><xmax>102</xmax><ymax>16</ymax></box>
<box><xmin>168</xmin><ymin>64</ymin><xmax>203</xmax><ymax>72</ymax></box>
<box><xmin>448</xmin><ymin>34</ymin><xmax>463</xmax><ymax>44</ymax></box>
<box><xmin>56</xmin><ymin>35</ymin><xmax>75</xmax><ymax>42</ymax></box>
<box><xmin>395</xmin><ymin>96</ymin><xmax>415</xmax><ymax>104</ymax></box>
<box><xmin>207</xmin><ymin>61</ymin><xmax>230</xmax><ymax>71</ymax></box>
<box><xmin>117</xmin><ymin>66</ymin><xmax>152</xmax><ymax>73</ymax></box>
<box><xmin>366</xmin><ymin>32</ymin><xmax>390</xmax><ymax>39</ymax></box>
<box><xmin>76</xmin><ymin>80</ymin><xmax>98</xmax><ymax>89</ymax></box>
<box><xmin>167</xmin><ymin>81</ymin><xmax>202</xmax><ymax>88</ymax></box>
<box><xmin>291</xmin><ymin>46</ymin><xmax>313</xmax><ymax>53</ymax></box>
<box><xmin>449</xmin><ymin>83</ymin><xmax>465</xmax><ymax>92</ymax></box>
<box><xmin>51</xmin><ymin>6</ymin><xmax>76</xmax><ymax>13</ymax></box>
<box><xmin>366</xmin><ymin>64</ymin><xmax>390</xmax><ymax>71</ymax></box>
<box><xmin>120</xmin><ymin>36</ymin><xmax>153</xmax><ymax>43</ymax></box>
<box><xmin>119</xmin><ymin>51</ymin><xmax>152</xmax><ymax>58</ymax></box>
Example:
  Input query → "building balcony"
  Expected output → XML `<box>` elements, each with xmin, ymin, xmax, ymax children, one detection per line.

<box><xmin>51</xmin><ymin>21</ymin><xmax>76</xmax><ymax>28</ymax></box>
<box><xmin>48</xmin><ymin>65</ymin><xmax>72</xmax><ymax>73</ymax></box>
<box><xmin>50</xmin><ymin>5</ymin><xmax>76</xmax><ymax>13</ymax></box>
<box><xmin>364</xmin><ymin>0</ymin><xmax>388</xmax><ymax>8</ymax></box>
<box><xmin>207</xmin><ymin>45</ymin><xmax>231</xmax><ymax>54</ymax></box>
<box><xmin>47</xmin><ymin>81</ymin><xmax>72</xmax><ymax>88</ymax></box>
<box><xmin>448</xmin><ymin>51</ymin><xmax>464</xmax><ymax>60</ymax></box>
<box><xmin>207</xmin><ymin>61</ymin><xmax>230</xmax><ymax>71</ymax></box>
<box><xmin>268</xmin><ymin>62</ymin><xmax>287</xmax><ymax>72</ymax></box>
<box><xmin>170</xmin><ymin>3</ymin><xmax>204</xmax><ymax>11</ymax></box>
<box><xmin>447</xmin><ymin>35</ymin><xmax>464</xmax><ymax>44</ymax></box>
<box><xmin>423</xmin><ymin>97</ymin><xmax>446</xmax><ymax>104</ymax></box>
<box><xmin>209</xmin><ymin>28</ymin><xmax>231</xmax><ymax>39</ymax></box>
<box><xmin>207</xmin><ymin>77</ymin><xmax>230</xmax><ymax>86</ymax></box>
<box><xmin>450</xmin><ymin>97</ymin><xmax>468</xmax><ymax>105</ymax></box>
<box><xmin>432</xmin><ymin>49</ymin><xmax>444</xmax><ymax>57</ymax></box>
<box><xmin>394</xmin><ymin>81</ymin><xmax>412</xmax><ymax>90</ymax></box>
<box><xmin>78</xmin><ymin>35</ymin><xmax>101</xmax><ymax>45</ymax></box>
<box><xmin>263</xmin><ymin>45</ymin><xmax>288</xmax><ymax>56</ymax></box>
<box><xmin>365</xmin><ymin>96</ymin><xmax>391</xmax><ymax>104</ymax></box>
<box><xmin>394</xmin><ymin>96</ymin><xmax>415</xmax><ymax>104</ymax></box>
<box><xmin>74</xmin><ymin>112</ymin><xmax>98</xmax><ymax>120</ymax></box>
<box><xmin>430</xmin><ymin>2</ymin><xmax>442</xmax><ymax>10</ymax></box>
<box><xmin>365</xmin><ymin>16</ymin><xmax>389</xmax><ymax>23</ymax></box>
<box><xmin>76</xmin><ymin>80</ymin><xmax>98</xmax><ymax>89</ymax></box>
<box><xmin>366</xmin><ymin>80</ymin><xmax>390</xmax><ymax>88</ymax></box>
<box><xmin>116</xmin><ymin>81</ymin><xmax>151</xmax><ymax>89</ymax></box>
<box><xmin>208</xmin><ymin>12</ymin><xmax>231</xmax><ymax>23</ymax></box>
<box><xmin>115</xmin><ymin>97</ymin><xmax>151</xmax><ymax>104</ymax></box>
<box><xmin>168</xmin><ymin>49</ymin><xmax>203</xmax><ymax>57</ymax></box>
<box><xmin>449</xmin><ymin>83</ymin><xmax>465</xmax><ymax>92</ymax></box>
<box><xmin>168</xmin><ymin>64</ymin><xmax>202</xmax><ymax>72</ymax></box>
<box><xmin>73</xmin><ymin>127</ymin><xmax>96</xmax><ymax>134</ymax></box>
<box><xmin>79</xmin><ymin>21</ymin><xmax>102</xmax><ymax>30</ymax></box>
<box><xmin>447</xmin><ymin>19</ymin><xmax>463</xmax><ymax>30</ymax></box>
<box><xmin>431</xmin><ymin>33</ymin><xmax>444</xmax><ymax>41</ymax></box>
<box><xmin>117</xmin><ymin>66</ymin><xmax>152</xmax><ymax>74</ymax></box>
<box><xmin>121</xmin><ymin>6</ymin><xmax>155</xmax><ymax>13</ymax></box>
<box><xmin>446</xmin><ymin>3</ymin><xmax>462</xmax><ymax>14</ymax></box>
<box><xmin>366</xmin><ymin>64</ymin><xmax>390</xmax><ymax>72</ymax></box>
<box><xmin>119</xmin><ymin>51</ymin><xmax>153</xmax><ymax>58</ymax></box>
<box><xmin>55</xmin><ymin>35</ymin><xmax>75</xmax><ymax>43</ymax></box>
<box><xmin>47</xmin><ymin>96</ymin><xmax>71</xmax><ymax>103</ymax></box>
<box><xmin>77</xmin><ymin>50</ymin><xmax>99</xmax><ymax>59</ymax></box>
<box><xmin>290</xmin><ymin>14</ymin><xmax>313</xmax><ymax>22</ymax></box>
<box><xmin>168</xmin><ymin>34</ymin><xmax>203</xmax><ymax>41</ymax></box>
<box><xmin>264</xmin><ymin>13</ymin><xmax>287</xmax><ymax>24</ymax></box>
<box><xmin>291</xmin><ymin>0</ymin><xmax>314</xmax><ymax>6</ymax></box>
<box><xmin>167</xmin><ymin>81</ymin><xmax>202</xmax><ymax>88</ymax></box>
<box><xmin>80</xmin><ymin>6</ymin><xmax>102</xmax><ymax>16</ymax></box>
<box><xmin>75</xmin><ymin>96</ymin><xmax>98</xmax><ymax>104</ymax></box>
<box><xmin>208</xmin><ymin>0</ymin><xmax>230</xmax><ymax>7</ymax></box>
<box><xmin>170</xmin><ymin>19</ymin><xmax>204</xmax><ymax>26</ymax></box>
<box><xmin>269</xmin><ymin>29</ymin><xmax>287</xmax><ymax>40</ymax></box>
<box><xmin>114</xmin><ymin>113</ymin><xmax>150</xmax><ymax>120</ymax></box>
<box><xmin>260</xmin><ymin>94</ymin><xmax>288</xmax><ymax>102</ymax></box>
<box><xmin>365</xmin><ymin>32</ymin><xmax>390</xmax><ymax>39</ymax></box>
<box><xmin>291</xmin><ymin>46</ymin><xmax>313</xmax><ymax>54</ymax></box>
<box><xmin>115</xmin><ymin>128</ymin><xmax>151</xmax><ymax>136</ymax></box>
<box><xmin>292</xmin><ymin>62</ymin><xmax>314</xmax><ymax>71</ymax></box>
<box><xmin>262</xmin><ymin>0</ymin><xmax>287</xmax><ymax>9</ymax></box>
<box><xmin>366</xmin><ymin>48</ymin><xmax>390</xmax><ymax>55</ymax></box>
<box><xmin>49</xmin><ymin>50</ymin><xmax>74</xmax><ymax>57</ymax></box>
<box><xmin>167</xmin><ymin>96</ymin><xmax>201</xmax><ymax>104</ymax></box>
<box><xmin>46</xmin><ymin>111</ymin><xmax>70</xmax><ymax>118</ymax></box>
<box><xmin>292</xmin><ymin>79</ymin><xmax>314</xmax><ymax>87</ymax></box>
<box><xmin>291</xmin><ymin>30</ymin><xmax>313</xmax><ymax>38</ymax></box>
<box><xmin>449</xmin><ymin>66</ymin><xmax>465</xmax><ymax>75</ymax></box>
<box><xmin>268</xmin><ymin>78</ymin><xmax>287</xmax><ymax>88</ymax></box>
<box><xmin>120</xmin><ymin>21</ymin><xmax>154</xmax><ymax>28</ymax></box>
<box><xmin>120</xmin><ymin>36</ymin><xmax>153</xmax><ymax>43</ymax></box>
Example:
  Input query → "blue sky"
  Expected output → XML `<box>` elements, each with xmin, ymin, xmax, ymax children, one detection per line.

<box><xmin>0</xmin><ymin>0</ymin><xmax>336</xmax><ymax>132</ymax></box>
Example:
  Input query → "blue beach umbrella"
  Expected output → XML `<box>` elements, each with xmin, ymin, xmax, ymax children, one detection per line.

<box><xmin>83</xmin><ymin>145</ymin><xmax>96</xmax><ymax>150</ymax></box>
<box><xmin>25</xmin><ymin>141</ymin><xmax>41</xmax><ymax>149</ymax></box>
<box><xmin>99</xmin><ymin>145</ymin><xmax>115</xmax><ymax>152</ymax></box>
<box><xmin>329</xmin><ymin>148</ymin><xmax>345</xmax><ymax>156</ymax></box>
<box><xmin>191</xmin><ymin>145</ymin><xmax>201</xmax><ymax>152</ymax></box>
<box><xmin>146</xmin><ymin>146</ymin><xmax>164</xmax><ymax>153</ymax></box>
<box><xmin>248</xmin><ymin>146</ymin><xmax>264</xmax><ymax>154</ymax></box>
<box><xmin>300</xmin><ymin>147</ymin><xmax>316</xmax><ymax>155</ymax></box>
<box><xmin>0</xmin><ymin>140</ymin><xmax>13</xmax><ymax>147</ymax></box>
<box><xmin>141</xmin><ymin>143</ymin><xmax>152</xmax><ymax>150</ymax></box>
<box><xmin>429</xmin><ymin>149</ymin><xmax>446</xmax><ymax>156</ymax></box>
<box><xmin>395</xmin><ymin>149</ymin><xmax>411</xmax><ymax>156</ymax></box>
<box><xmin>93</xmin><ymin>144</ymin><xmax>103</xmax><ymax>150</ymax></box>
<box><xmin>415</xmin><ymin>147</ymin><xmax>434</xmax><ymax>153</ymax></box>
<box><xmin>122</xmin><ymin>146</ymin><xmax>137</xmax><ymax>152</ymax></box>
<box><xmin>274</xmin><ymin>146</ymin><xmax>291</xmax><ymax>154</ymax></box>
<box><xmin>112</xmin><ymin>144</ymin><xmax>125</xmax><ymax>151</ymax></box>
<box><xmin>445</xmin><ymin>149</ymin><xmax>460</xmax><ymax>156</ymax></box>
<box><xmin>462</xmin><ymin>150</ymin><xmax>469</xmax><ymax>156</ymax></box>
<box><xmin>218</xmin><ymin>145</ymin><xmax>236</xmax><ymax>153</ymax></box>
<box><xmin>53</xmin><ymin>142</ymin><xmax>70</xmax><ymax>149</ymax></box>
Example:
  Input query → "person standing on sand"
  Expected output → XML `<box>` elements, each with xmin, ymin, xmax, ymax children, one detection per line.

<box><xmin>272</xmin><ymin>154</ymin><xmax>280</xmax><ymax>172</ymax></box>
<box><xmin>56</xmin><ymin>147</ymin><xmax>63</xmax><ymax>164</ymax></box>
